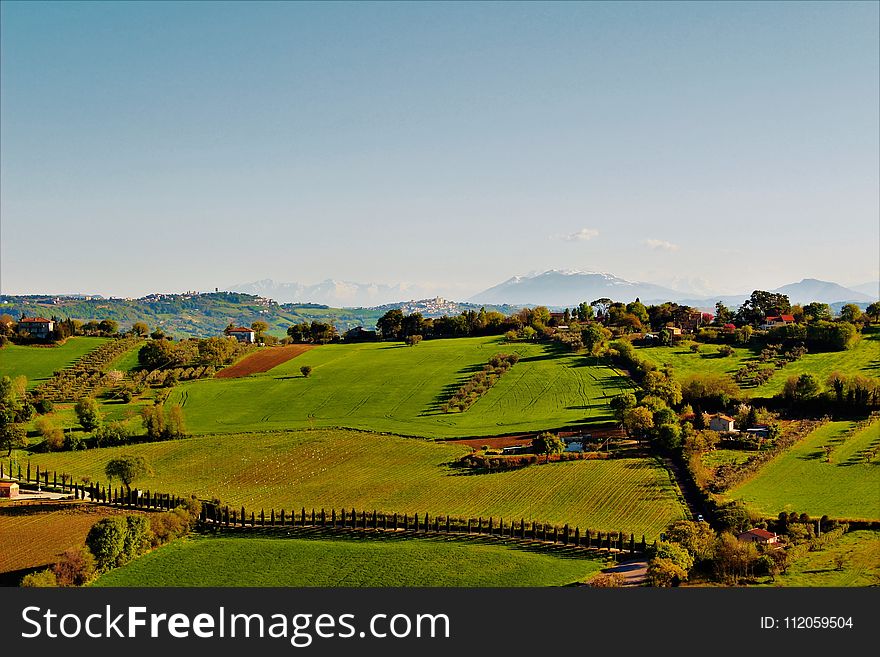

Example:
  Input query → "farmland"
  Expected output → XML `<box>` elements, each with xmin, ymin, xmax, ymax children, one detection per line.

<box><xmin>170</xmin><ymin>336</ymin><xmax>635</xmax><ymax>438</ymax></box>
<box><xmin>23</xmin><ymin>429</ymin><xmax>687</xmax><ymax>538</ymax></box>
<box><xmin>637</xmin><ymin>326</ymin><xmax>880</xmax><ymax>397</ymax></box>
<box><xmin>763</xmin><ymin>530</ymin><xmax>880</xmax><ymax>587</ymax></box>
<box><xmin>0</xmin><ymin>502</ymin><xmax>146</xmax><ymax>580</ymax></box>
<box><xmin>0</xmin><ymin>337</ymin><xmax>111</xmax><ymax>388</ymax></box>
<box><xmin>93</xmin><ymin>534</ymin><xmax>606</xmax><ymax>587</ymax></box>
<box><xmin>216</xmin><ymin>344</ymin><xmax>315</xmax><ymax>378</ymax></box>
<box><xmin>724</xmin><ymin>420</ymin><xmax>880</xmax><ymax>519</ymax></box>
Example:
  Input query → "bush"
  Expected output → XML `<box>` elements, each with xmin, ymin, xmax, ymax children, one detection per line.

<box><xmin>85</xmin><ymin>517</ymin><xmax>128</xmax><ymax>570</ymax></box>
<box><xmin>300</xmin><ymin>365</ymin><xmax>313</xmax><ymax>378</ymax></box>
<box><xmin>20</xmin><ymin>569</ymin><xmax>58</xmax><ymax>587</ymax></box>
<box><xmin>52</xmin><ymin>547</ymin><xmax>96</xmax><ymax>587</ymax></box>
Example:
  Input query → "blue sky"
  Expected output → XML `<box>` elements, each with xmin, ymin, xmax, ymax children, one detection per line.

<box><xmin>1</xmin><ymin>1</ymin><xmax>877</xmax><ymax>299</ymax></box>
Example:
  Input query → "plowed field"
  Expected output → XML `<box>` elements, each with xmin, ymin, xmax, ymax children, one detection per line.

<box><xmin>216</xmin><ymin>344</ymin><xmax>316</xmax><ymax>378</ymax></box>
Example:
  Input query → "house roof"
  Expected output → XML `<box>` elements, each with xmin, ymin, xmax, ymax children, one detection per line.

<box><xmin>0</xmin><ymin>481</ymin><xmax>19</xmax><ymax>488</ymax></box>
<box><xmin>227</xmin><ymin>327</ymin><xmax>254</xmax><ymax>333</ymax></box>
<box><xmin>20</xmin><ymin>317</ymin><xmax>52</xmax><ymax>323</ymax></box>
<box><xmin>765</xmin><ymin>315</ymin><xmax>795</xmax><ymax>322</ymax></box>
<box><xmin>713</xmin><ymin>414</ymin><xmax>734</xmax><ymax>422</ymax></box>
<box><xmin>740</xmin><ymin>528</ymin><xmax>776</xmax><ymax>539</ymax></box>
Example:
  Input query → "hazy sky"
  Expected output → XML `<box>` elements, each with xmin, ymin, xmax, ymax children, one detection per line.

<box><xmin>2</xmin><ymin>1</ymin><xmax>878</xmax><ymax>299</ymax></box>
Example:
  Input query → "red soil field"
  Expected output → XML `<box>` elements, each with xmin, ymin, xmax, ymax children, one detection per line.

<box><xmin>215</xmin><ymin>344</ymin><xmax>316</xmax><ymax>378</ymax></box>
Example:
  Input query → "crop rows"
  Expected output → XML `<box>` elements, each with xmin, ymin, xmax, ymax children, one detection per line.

<box><xmin>33</xmin><ymin>337</ymin><xmax>142</xmax><ymax>402</ymax></box>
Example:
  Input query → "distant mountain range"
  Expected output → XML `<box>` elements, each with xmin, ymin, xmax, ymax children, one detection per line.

<box><xmin>229</xmin><ymin>272</ymin><xmax>877</xmax><ymax>310</ymax></box>
<box><xmin>228</xmin><ymin>278</ymin><xmax>440</xmax><ymax>307</ymax></box>
<box><xmin>469</xmin><ymin>271</ymin><xmax>876</xmax><ymax>308</ymax></box>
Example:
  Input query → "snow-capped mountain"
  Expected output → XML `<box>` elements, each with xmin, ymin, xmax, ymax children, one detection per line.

<box><xmin>226</xmin><ymin>279</ymin><xmax>438</xmax><ymax>307</ymax></box>
<box><xmin>468</xmin><ymin>270</ymin><xmax>687</xmax><ymax>306</ymax></box>
<box><xmin>769</xmin><ymin>279</ymin><xmax>873</xmax><ymax>305</ymax></box>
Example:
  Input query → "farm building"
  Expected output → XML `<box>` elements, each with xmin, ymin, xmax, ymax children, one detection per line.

<box><xmin>18</xmin><ymin>317</ymin><xmax>54</xmax><ymax>339</ymax></box>
<box><xmin>344</xmin><ymin>327</ymin><xmax>378</xmax><ymax>342</ymax></box>
<box><xmin>709</xmin><ymin>414</ymin><xmax>735</xmax><ymax>432</ymax></box>
<box><xmin>226</xmin><ymin>327</ymin><xmax>256</xmax><ymax>344</ymax></box>
<box><xmin>759</xmin><ymin>315</ymin><xmax>795</xmax><ymax>330</ymax></box>
<box><xmin>736</xmin><ymin>529</ymin><xmax>778</xmax><ymax>545</ymax></box>
<box><xmin>0</xmin><ymin>481</ymin><xmax>19</xmax><ymax>498</ymax></box>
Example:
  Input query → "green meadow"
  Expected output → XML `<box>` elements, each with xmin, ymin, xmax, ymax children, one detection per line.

<box><xmin>765</xmin><ymin>530</ymin><xmax>880</xmax><ymax>587</ymax></box>
<box><xmin>637</xmin><ymin>326</ymin><xmax>880</xmax><ymax>397</ymax></box>
<box><xmin>725</xmin><ymin>420</ymin><xmax>880</xmax><ymax>519</ymax></box>
<box><xmin>0</xmin><ymin>337</ymin><xmax>111</xmax><ymax>388</ymax></box>
<box><xmin>170</xmin><ymin>336</ymin><xmax>635</xmax><ymax>438</ymax></box>
<box><xmin>23</xmin><ymin>429</ymin><xmax>687</xmax><ymax>537</ymax></box>
<box><xmin>93</xmin><ymin>534</ymin><xmax>606</xmax><ymax>587</ymax></box>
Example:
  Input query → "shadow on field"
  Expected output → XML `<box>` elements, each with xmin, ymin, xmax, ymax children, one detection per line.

<box><xmin>196</xmin><ymin>526</ymin><xmax>607</xmax><ymax>564</ymax></box>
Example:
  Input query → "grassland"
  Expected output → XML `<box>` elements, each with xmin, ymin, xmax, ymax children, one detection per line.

<box><xmin>700</xmin><ymin>449</ymin><xmax>754</xmax><ymax>470</ymax></box>
<box><xmin>93</xmin><ymin>534</ymin><xmax>606</xmax><ymax>587</ymax></box>
<box><xmin>0</xmin><ymin>337</ymin><xmax>111</xmax><ymax>388</ymax></box>
<box><xmin>725</xmin><ymin>420</ymin><xmax>880</xmax><ymax>519</ymax></box>
<box><xmin>169</xmin><ymin>336</ymin><xmax>635</xmax><ymax>438</ymax></box>
<box><xmin>765</xmin><ymin>530</ymin><xmax>880</xmax><ymax>587</ymax></box>
<box><xmin>0</xmin><ymin>503</ymin><xmax>146</xmax><ymax>577</ymax></box>
<box><xmin>638</xmin><ymin>326</ymin><xmax>880</xmax><ymax>397</ymax></box>
<box><xmin>23</xmin><ymin>429</ymin><xmax>687</xmax><ymax>537</ymax></box>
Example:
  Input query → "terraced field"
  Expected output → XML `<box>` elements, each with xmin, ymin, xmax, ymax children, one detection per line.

<box><xmin>93</xmin><ymin>534</ymin><xmax>607</xmax><ymax>587</ymax></box>
<box><xmin>170</xmin><ymin>336</ymin><xmax>635</xmax><ymax>438</ymax></box>
<box><xmin>24</xmin><ymin>429</ymin><xmax>687</xmax><ymax>538</ymax></box>
<box><xmin>0</xmin><ymin>337</ymin><xmax>111</xmax><ymax>388</ymax></box>
<box><xmin>725</xmin><ymin>420</ymin><xmax>880</xmax><ymax>519</ymax></box>
<box><xmin>638</xmin><ymin>326</ymin><xmax>880</xmax><ymax>398</ymax></box>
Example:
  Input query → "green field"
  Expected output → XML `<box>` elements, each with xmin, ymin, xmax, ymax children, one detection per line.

<box><xmin>725</xmin><ymin>421</ymin><xmax>880</xmax><ymax>519</ymax></box>
<box><xmin>0</xmin><ymin>337</ymin><xmax>111</xmax><ymax>388</ymax></box>
<box><xmin>638</xmin><ymin>326</ymin><xmax>880</xmax><ymax>397</ymax></box>
<box><xmin>700</xmin><ymin>449</ymin><xmax>754</xmax><ymax>470</ymax></box>
<box><xmin>22</xmin><ymin>429</ymin><xmax>686</xmax><ymax>537</ymax></box>
<box><xmin>766</xmin><ymin>530</ymin><xmax>880</xmax><ymax>587</ymax></box>
<box><xmin>170</xmin><ymin>336</ymin><xmax>635</xmax><ymax>438</ymax></box>
<box><xmin>93</xmin><ymin>534</ymin><xmax>606</xmax><ymax>587</ymax></box>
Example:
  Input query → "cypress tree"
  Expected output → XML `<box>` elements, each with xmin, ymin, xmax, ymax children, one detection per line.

<box><xmin>424</xmin><ymin>513</ymin><xmax>429</xmax><ymax>532</ymax></box>
<box><xmin>241</xmin><ymin>506</ymin><xmax>246</xmax><ymax>526</ymax></box>
<box><xmin>321</xmin><ymin>508</ymin><xmax>326</xmax><ymax>526</ymax></box>
<box><xmin>521</xmin><ymin>519</ymin><xmax>525</xmax><ymax>539</ymax></box>
<box><xmin>553</xmin><ymin>526</ymin><xmax>558</xmax><ymax>543</ymax></box>
<box><xmin>574</xmin><ymin>526</ymin><xmax>580</xmax><ymax>546</ymax></box>
<box><xmin>641</xmin><ymin>535</ymin><xmax>647</xmax><ymax>552</ymax></box>
<box><xmin>630</xmin><ymin>533</ymin><xmax>635</xmax><ymax>554</ymax></box>
<box><xmin>330</xmin><ymin>509</ymin><xmax>335</xmax><ymax>527</ymax></box>
<box><xmin>280</xmin><ymin>509</ymin><xmax>285</xmax><ymax>525</ymax></box>
<box><xmin>251</xmin><ymin>511</ymin><xmax>255</xmax><ymax>526</ymax></box>
<box><xmin>445</xmin><ymin>515</ymin><xmax>450</xmax><ymax>532</ymax></box>
<box><xmin>393</xmin><ymin>512</ymin><xmax>398</xmax><ymax>530</ymax></box>
<box><xmin>488</xmin><ymin>517</ymin><xmax>493</xmax><ymax>534</ymax></box>
<box><xmin>404</xmin><ymin>513</ymin><xmax>409</xmax><ymax>531</ymax></box>
<box><xmin>271</xmin><ymin>509</ymin><xmax>275</xmax><ymax>526</ymax></box>
<box><xmin>53</xmin><ymin>471</ymin><xmax>57</xmax><ymax>487</ymax></box>
<box><xmin>467</xmin><ymin>518</ymin><xmax>472</xmax><ymax>534</ymax></box>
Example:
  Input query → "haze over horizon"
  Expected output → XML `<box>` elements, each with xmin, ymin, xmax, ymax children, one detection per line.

<box><xmin>2</xmin><ymin>2</ymin><xmax>878</xmax><ymax>299</ymax></box>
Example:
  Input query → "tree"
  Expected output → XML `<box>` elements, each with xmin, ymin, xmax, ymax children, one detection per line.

<box><xmin>98</xmin><ymin>319</ymin><xmax>119</xmax><ymax>335</ymax></box>
<box><xmin>714</xmin><ymin>302</ymin><xmax>733</xmax><ymax>325</ymax></box>
<box><xmin>657</xmin><ymin>423</ymin><xmax>682</xmax><ymax>451</ymax></box>
<box><xmin>664</xmin><ymin>520</ymin><xmax>716</xmax><ymax>562</ymax></box>
<box><xmin>251</xmin><ymin>320</ymin><xmax>269</xmax><ymax>342</ymax></box>
<box><xmin>0</xmin><ymin>375</ymin><xmax>29</xmax><ymax>456</ymax></box>
<box><xmin>105</xmin><ymin>455</ymin><xmax>151</xmax><ymax>492</ymax></box>
<box><xmin>130</xmin><ymin>321</ymin><xmax>149</xmax><ymax>337</ymax></box>
<box><xmin>610</xmin><ymin>392</ymin><xmax>637</xmax><ymax>423</ymax></box>
<box><xmin>802</xmin><ymin>302</ymin><xmax>832</xmax><ymax>323</ymax></box>
<box><xmin>647</xmin><ymin>558</ymin><xmax>688</xmax><ymax>587</ymax></box>
<box><xmin>198</xmin><ymin>336</ymin><xmax>236</xmax><ymax>366</ymax></box>
<box><xmin>74</xmin><ymin>397</ymin><xmax>102</xmax><ymax>432</ymax></box>
<box><xmin>377</xmin><ymin>309</ymin><xmax>404</xmax><ymax>340</ymax></box>
<box><xmin>735</xmin><ymin>290</ymin><xmax>791</xmax><ymax>326</ymax></box>
<box><xmin>300</xmin><ymin>365</ymin><xmax>313</xmax><ymax>378</ymax></box>
<box><xmin>52</xmin><ymin>547</ymin><xmax>96</xmax><ymax>586</ymax></box>
<box><xmin>623</xmin><ymin>406</ymin><xmax>654</xmax><ymax>438</ymax></box>
<box><xmin>85</xmin><ymin>517</ymin><xmax>128</xmax><ymax>570</ymax></box>
<box><xmin>20</xmin><ymin>570</ymin><xmax>58</xmax><ymax>587</ymax></box>
<box><xmin>405</xmin><ymin>334</ymin><xmax>423</xmax><ymax>347</ymax></box>
<box><xmin>644</xmin><ymin>370</ymin><xmax>682</xmax><ymax>406</ymax></box>
<box><xmin>581</xmin><ymin>324</ymin><xmax>610</xmax><ymax>358</ymax></box>
<box><xmin>839</xmin><ymin>304</ymin><xmax>862</xmax><ymax>324</ymax></box>
<box><xmin>590</xmin><ymin>298</ymin><xmax>613</xmax><ymax>322</ymax></box>
<box><xmin>866</xmin><ymin>301</ymin><xmax>880</xmax><ymax>324</ymax></box>
<box><xmin>576</xmin><ymin>302</ymin><xmax>594</xmax><ymax>322</ymax></box>
<box><xmin>531</xmin><ymin>432</ymin><xmax>565</xmax><ymax>462</ymax></box>
<box><xmin>782</xmin><ymin>373</ymin><xmax>821</xmax><ymax>402</ymax></box>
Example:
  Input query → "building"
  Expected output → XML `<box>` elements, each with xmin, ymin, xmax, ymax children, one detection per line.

<box><xmin>709</xmin><ymin>413</ymin><xmax>735</xmax><ymax>432</ymax></box>
<box><xmin>737</xmin><ymin>529</ymin><xmax>778</xmax><ymax>545</ymax></box>
<box><xmin>760</xmin><ymin>315</ymin><xmax>796</xmax><ymax>330</ymax></box>
<box><xmin>18</xmin><ymin>317</ymin><xmax>54</xmax><ymax>339</ymax></box>
<box><xmin>226</xmin><ymin>327</ymin><xmax>256</xmax><ymax>344</ymax></box>
<box><xmin>344</xmin><ymin>327</ymin><xmax>378</xmax><ymax>342</ymax></box>
<box><xmin>0</xmin><ymin>481</ymin><xmax>19</xmax><ymax>498</ymax></box>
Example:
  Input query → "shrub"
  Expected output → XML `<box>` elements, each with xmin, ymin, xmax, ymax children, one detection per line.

<box><xmin>85</xmin><ymin>517</ymin><xmax>128</xmax><ymax>570</ymax></box>
<box><xmin>301</xmin><ymin>365</ymin><xmax>313</xmax><ymax>378</ymax></box>
<box><xmin>20</xmin><ymin>569</ymin><xmax>58</xmax><ymax>587</ymax></box>
<box><xmin>52</xmin><ymin>547</ymin><xmax>96</xmax><ymax>587</ymax></box>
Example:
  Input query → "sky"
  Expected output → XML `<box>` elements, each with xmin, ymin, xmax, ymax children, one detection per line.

<box><xmin>1</xmin><ymin>1</ymin><xmax>878</xmax><ymax>300</ymax></box>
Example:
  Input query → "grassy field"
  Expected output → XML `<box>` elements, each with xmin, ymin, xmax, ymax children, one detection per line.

<box><xmin>167</xmin><ymin>337</ymin><xmax>635</xmax><ymax>438</ymax></box>
<box><xmin>638</xmin><ymin>326</ymin><xmax>880</xmax><ymax>397</ymax></box>
<box><xmin>0</xmin><ymin>503</ymin><xmax>146</xmax><ymax>577</ymax></box>
<box><xmin>22</xmin><ymin>429</ymin><xmax>687</xmax><ymax>537</ymax></box>
<box><xmin>725</xmin><ymin>420</ymin><xmax>880</xmax><ymax>519</ymax></box>
<box><xmin>0</xmin><ymin>337</ymin><xmax>111</xmax><ymax>388</ymax></box>
<box><xmin>93</xmin><ymin>534</ymin><xmax>606</xmax><ymax>587</ymax></box>
<box><xmin>700</xmin><ymin>449</ymin><xmax>754</xmax><ymax>470</ymax></box>
<box><xmin>766</xmin><ymin>530</ymin><xmax>880</xmax><ymax>587</ymax></box>
<box><xmin>105</xmin><ymin>343</ymin><xmax>143</xmax><ymax>373</ymax></box>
